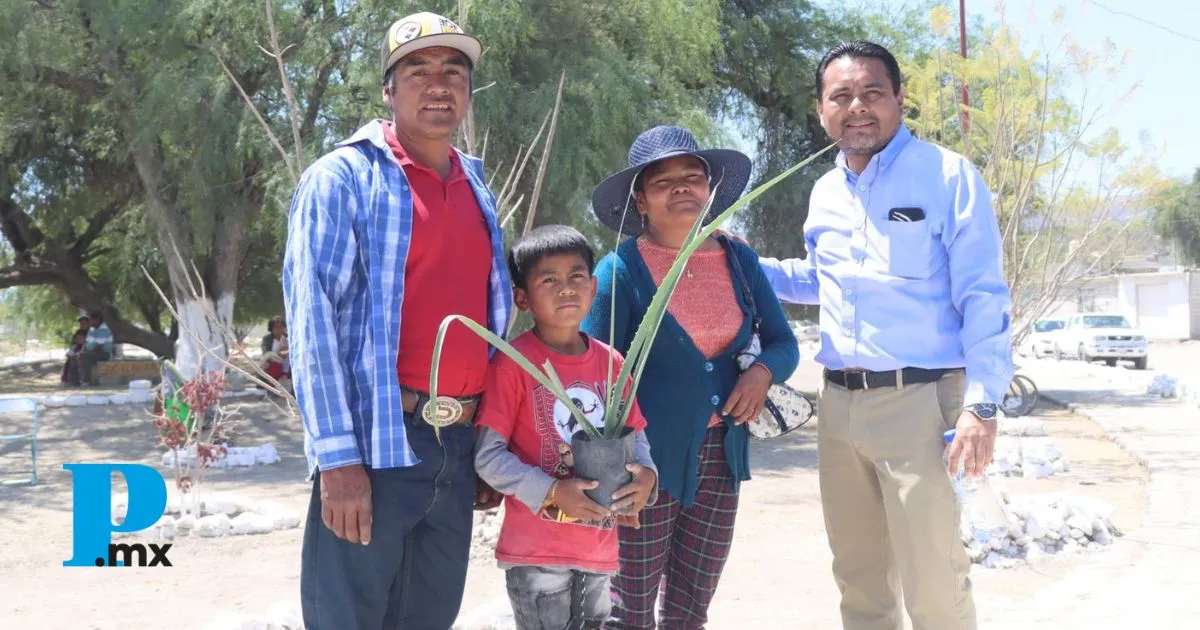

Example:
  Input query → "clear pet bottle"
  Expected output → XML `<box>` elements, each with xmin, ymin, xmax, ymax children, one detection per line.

<box><xmin>944</xmin><ymin>429</ymin><xmax>1009</xmax><ymax>544</ymax></box>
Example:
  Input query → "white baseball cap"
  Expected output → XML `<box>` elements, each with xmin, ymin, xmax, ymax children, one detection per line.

<box><xmin>380</xmin><ymin>12</ymin><xmax>482</xmax><ymax>81</ymax></box>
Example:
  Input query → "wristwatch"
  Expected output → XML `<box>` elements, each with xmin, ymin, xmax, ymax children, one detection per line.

<box><xmin>965</xmin><ymin>403</ymin><xmax>999</xmax><ymax>421</ymax></box>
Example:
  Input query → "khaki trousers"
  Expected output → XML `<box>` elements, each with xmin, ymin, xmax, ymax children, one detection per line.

<box><xmin>817</xmin><ymin>370</ymin><xmax>976</xmax><ymax>630</ymax></box>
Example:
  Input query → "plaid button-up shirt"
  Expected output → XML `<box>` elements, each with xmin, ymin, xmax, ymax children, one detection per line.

<box><xmin>283</xmin><ymin>120</ymin><xmax>514</xmax><ymax>477</ymax></box>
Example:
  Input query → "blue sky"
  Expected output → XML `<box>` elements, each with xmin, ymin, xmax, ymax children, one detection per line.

<box><xmin>795</xmin><ymin>0</ymin><xmax>1200</xmax><ymax>182</ymax></box>
<box><xmin>984</xmin><ymin>0</ymin><xmax>1200</xmax><ymax>180</ymax></box>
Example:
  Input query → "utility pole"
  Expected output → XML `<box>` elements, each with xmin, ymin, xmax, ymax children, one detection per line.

<box><xmin>959</xmin><ymin>0</ymin><xmax>971</xmax><ymax>154</ymax></box>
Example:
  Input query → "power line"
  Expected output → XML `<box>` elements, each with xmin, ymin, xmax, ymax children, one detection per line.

<box><xmin>1085</xmin><ymin>0</ymin><xmax>1200</xmax><ymax>45</ymax></box>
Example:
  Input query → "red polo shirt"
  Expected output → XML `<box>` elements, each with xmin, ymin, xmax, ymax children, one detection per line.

<box><xmin>384</xmin><ymin>122</ymin><xmax>493</xmax><ymax>397</ymax></box>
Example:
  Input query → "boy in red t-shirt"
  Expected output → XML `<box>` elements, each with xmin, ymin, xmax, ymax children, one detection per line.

<box><xmin>475</xmin><ymin>225</ymin><xmax>658</xmax><ymax>629</ymax></box>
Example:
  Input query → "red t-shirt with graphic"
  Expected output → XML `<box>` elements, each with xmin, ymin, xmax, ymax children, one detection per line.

<box><xmin>476</xmin><ymin>331</ymin><xmax>648</xmax><ymax>572</ymax></box>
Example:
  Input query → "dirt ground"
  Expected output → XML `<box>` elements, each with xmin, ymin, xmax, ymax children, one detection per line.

<box><xmin>0</xmin><ymin>358</ymin><xmax>78</xmax><ymax>395</ymax></box>
<box><xmin>0</xmin><ymin>360</ymin><xmax>1148</xmax><ymax>630</ymax></box>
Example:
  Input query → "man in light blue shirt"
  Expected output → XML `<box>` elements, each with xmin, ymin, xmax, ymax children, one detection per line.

<box><xmin>760</xmin><ymin>41</ymin><xmax>1012</xmax><ymax>630</ymax></box>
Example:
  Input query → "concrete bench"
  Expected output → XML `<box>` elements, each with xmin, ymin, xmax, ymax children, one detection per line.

<box><xmin>94</xmin><ymin>358</ymin><xmax>162</xmax><ymax>387</ymax></box>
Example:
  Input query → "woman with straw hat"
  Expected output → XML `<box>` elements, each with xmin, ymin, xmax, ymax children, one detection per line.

<box><xmin>582</xmin><ymin>125</ymin><xmax>799</xmax><ymax>628</ymax></box>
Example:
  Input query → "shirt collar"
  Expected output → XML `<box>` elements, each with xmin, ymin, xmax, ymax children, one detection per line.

<box><xmin>336</xmin><ymin>118</ymin><xmax>391</xmax><ymax>153</ymax></box>
<box><xmin>342</xmin><ymin>118</ymin><xmax>464</xmax><ymax>178</ymax></box>
<box><xmin>836</xmin><ymin>123</ymin><xmax>913</xmax><ymax>179</ymax></box>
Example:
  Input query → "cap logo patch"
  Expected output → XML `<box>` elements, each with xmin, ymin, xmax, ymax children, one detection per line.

<box><xmin>391</xmin><ymin>21</ymin><xmax>422</xmax><ymax>49</ymax></box>
<box><xmin>438</xmin><ymin>17</ymin><xmax>462</xmax><ymax>33</ymax></box>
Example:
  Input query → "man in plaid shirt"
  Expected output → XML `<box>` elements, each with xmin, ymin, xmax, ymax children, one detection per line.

<box><xmin>282</xmin><ymin>11</ymin><xmax>513</xmax><ymax>630</ymax></box>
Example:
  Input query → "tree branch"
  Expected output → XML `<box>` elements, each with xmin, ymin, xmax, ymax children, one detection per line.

<box><xmin>215</xmin><ymin>54</ymin><xmax>297</xmax><ymax>182</ymax></box>
<box><xmin>69</xmin><ymin>196</ymin><xmax>127</xmax><ymax>261</ymax></box>
<box><xmin>265</xmin><ymin>0</ymin><xmax>306</xmax><ymax>178</ymax></box>
<box><xmin>302</xmin><ymin>47</ymin><xmax>340</xmax><ymax>139</ymax></box>
<box><xmin>16</xmin><ymin>66</ymin><xmax>108</xmax><ymax>96</ymax></box>
<box><xmin>0</xmin><ymin>264</ymin><xmax>61</xmax><ymax>288</ymax></box>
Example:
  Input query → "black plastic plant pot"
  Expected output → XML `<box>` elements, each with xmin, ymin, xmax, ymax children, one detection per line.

<box><xmin>570</xmin><ymin>426</ymin><xmax>635</xmax><ymax>512</ymax></box>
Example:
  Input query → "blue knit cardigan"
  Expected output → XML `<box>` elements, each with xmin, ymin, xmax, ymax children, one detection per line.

<box><xmin>581</xmin><ymin>236</ymin><xmax>799</xmax><ymax>507</ymax></box>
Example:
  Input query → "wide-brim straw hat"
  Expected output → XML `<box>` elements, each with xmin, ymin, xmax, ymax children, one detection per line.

<box><xmin>589</xmin><ymin>125</ymin><xmax>752</xmax><ymax>237</ymax></box>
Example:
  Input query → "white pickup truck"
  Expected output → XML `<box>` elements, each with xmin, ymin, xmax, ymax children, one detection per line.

<box><xmin>1053</xmin><ymin>312</ymin><xmax>1148</xmax><ymax>369</ymax></box>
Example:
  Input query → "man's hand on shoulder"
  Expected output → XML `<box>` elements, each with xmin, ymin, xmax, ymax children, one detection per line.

<box><xmin>319</xmin><ymin>464</ymin><xmax>373</xmax><ymax>544</ymax></box>
<box><xmin>713</xmin><ymin>229</ymin><xmax>748</xmax><ymax>245</ymax></box>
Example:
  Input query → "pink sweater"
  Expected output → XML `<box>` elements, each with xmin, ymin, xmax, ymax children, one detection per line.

<box><xmin>637</xmin><ymin>238</ymin><xmax>743</xmax><ymax>426</ymax></box>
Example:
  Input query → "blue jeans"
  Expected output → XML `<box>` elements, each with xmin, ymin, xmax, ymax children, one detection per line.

<box><xmin>506</xmin><ymin>565</ymin><xmax>612</xmax><ymax>630</ymax></box>
<box><xmin>300</xmin><ymin>414</ymin><xmax>476</xmax><ymax>630</ymax></box>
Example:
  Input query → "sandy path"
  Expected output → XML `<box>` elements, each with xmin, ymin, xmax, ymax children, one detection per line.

<box><xmin>0</xmin><ymin>360</ymin><xmax>1147</xmax><ymax>629</ymax></box>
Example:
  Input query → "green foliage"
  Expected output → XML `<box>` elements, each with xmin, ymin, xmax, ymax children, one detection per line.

<box><xmin>463</xmin><ymin>0</ymin><xmax>724</xmax><ymax>243</ymax></box>
<box><xmin>1153</xmin><ymin>168</ymin><xmax>1200</xmax><ymax>266</ymax></box>
<box><xmin>0</xmin><ymin>286</ymin><xmax>82</xmax><ymax>344</ymax></box>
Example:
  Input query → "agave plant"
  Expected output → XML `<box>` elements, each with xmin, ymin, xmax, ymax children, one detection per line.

<box><xmin>426</xmin><ymin>142</ymin><xmax>838</xmax><ymax>441</ymax></box>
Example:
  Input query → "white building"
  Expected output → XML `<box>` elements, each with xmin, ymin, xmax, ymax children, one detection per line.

<box><xmin>1047</xmin><ymin>270</ymin><xmax>1200</xmax><ymax>340</ymax></box>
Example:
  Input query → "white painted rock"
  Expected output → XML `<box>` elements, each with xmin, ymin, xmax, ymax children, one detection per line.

<box><xmin>471</xmin><ymin>506</ymin><xmax>504</xmax><ymax>560</ymax></box>
<box><xmin>136</xmin><ymin>515</ymin><xmax>178</xmax><ymax>541</ymax></box>
<box><xmin>964</xmin><ymin>491</ymin><xmax>1121</xmax><ymax>568</ymax></box>
<box><xmin>129</xmin><ymin>379</ymin><xmax>153</xmax><ymax>391</ymax></box>
<box><xmin>203</xmin><ymin>602</ymin><xmax>303</xmax><ymax>630</ymax></box>
<box><xmin>998</xmin><ymin>417</ymin><xmax>1046</xmax><ymax>437</ymax></box>
<box><xmin>204</xmin><ymin>494</ymin><xmax>246</xmax><ymax>517</ymax></box>
<box><xmin>120</xmin><ymin>491</ymin><xmax>301</xmax><ymax>540</ymax></box>
<box><xmin>86</xmin><ymin>395</ymin><xmax>110</xmax><ymax>405</ymax></box>
<box><xmin>43</xmin><ymin>396</ymin><xmax>67</xmax><ymax>408</ymax></box>
<box><xmin>264</xmin><ymin>601</ymin><xmax>304</xmax><ymax>629</ymax></box>
<box><xmin>108</xmin><ymin>393</ymin><xmax>131</xmax><ymax>405</ymax></box>
<box><xmin>129</xmin><ymin>391</ymin><xmax>155</xmax><ymax>404</ymax></box>
<box><xmin>231</xmin><ymin>512</ymin><xmax>277</xmax><ymax>535</ymax></box>
<box><xmin>195</xmin><ymin>513</ymin><xmax>235</xmax><ymax>537</ymax></box>
<box><xmin>176</xmin><ymin>514</ymin><xmax>198</xmax><ymax>532</ymax></box>
<box><xmin>453</xmin><ymin>596</ymin><xmax>517</xmax><ymax>630</ymax></box>
<box><xmin>988</xmin><ymin>436</ymin><xmax>1065</xmax><ymax>479</ymax></box>
<box><xmin>1146</xmin><ymin>373</ymin><xmax>1179</xmax><ymax>398</ymax></box>
<box><xmin>64</xmin><ymin>395</ymin><xmax>88</xmax><ymax>407</ymax></box>
<box><xmin>161</xmin><ymin>444</ymin><xmax>281</xmax><ymax>469</ymax></box>
<box><xmin>201</xmin><ymin>612</ymin><xmax>271</xmax><ymax>630</ymax></box>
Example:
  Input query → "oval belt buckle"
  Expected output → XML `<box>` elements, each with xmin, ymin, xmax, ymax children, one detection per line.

<box><xmin>422</xmin><ymin>396</ymin><xmax>463</xmax><ymax>428</ymax></box>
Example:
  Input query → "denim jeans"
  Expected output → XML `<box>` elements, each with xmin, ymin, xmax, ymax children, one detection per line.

<box><xmin>300</xmin><ymin>413</ymin><xmax>476</xmax><ymax>630</ymax></box>
<box><xmin>506</xmin><ymin>565</ymin><xmax>613</xmax><ymax>630</ymax></box>
<box><xmin>76</xmin><ymin>349</ymin><xmax>110</xmax><ymax>385</ymax></box>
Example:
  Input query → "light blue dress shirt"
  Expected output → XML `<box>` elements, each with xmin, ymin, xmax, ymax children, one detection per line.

<box><xmin>759</xmin><ymin>125</ymin><xmax>1013</xmax><ymax>407</ymax></box>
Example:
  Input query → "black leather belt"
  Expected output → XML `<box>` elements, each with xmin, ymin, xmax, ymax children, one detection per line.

<box><xmin>824</xmin><ymin>367</ymin><xmax>952</xmax><ymax>391</ymax></box>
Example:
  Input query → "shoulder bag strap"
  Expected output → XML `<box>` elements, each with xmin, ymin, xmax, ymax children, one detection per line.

<box><xmin>716</xmin><ymin>235</ymin><xmax>761</xmax><ymax>332</ymax></box>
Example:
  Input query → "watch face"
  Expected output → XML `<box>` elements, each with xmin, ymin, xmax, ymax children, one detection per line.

<box><xmin>971</xmin><ymin>404</ymin><xmax>998</xmax><ymax>419</ymax></box>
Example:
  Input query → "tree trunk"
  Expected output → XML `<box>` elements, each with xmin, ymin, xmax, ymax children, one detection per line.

<box><xmin>129</xmin><ymin>134</ymin><xmax>254</xmax><ymax>379</ymax></box>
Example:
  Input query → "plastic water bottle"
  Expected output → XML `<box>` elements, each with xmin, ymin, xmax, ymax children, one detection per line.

<box><xmin>943</xmin><ymin>429</ymin><xmax>1009</xmax><ymax>544</ymax></box>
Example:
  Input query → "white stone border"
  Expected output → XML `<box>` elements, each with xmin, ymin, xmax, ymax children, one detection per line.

<box><xmin>112</xmin><ymin>491</ymin><xmax>301</xmax><ymax>541</ymax></box>
<box><xmin>38</xmin><ymin>385</ymin><xmax>267</xmax><ymax>409</ymax></box>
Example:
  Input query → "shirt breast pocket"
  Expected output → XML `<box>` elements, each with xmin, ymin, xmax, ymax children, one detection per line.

<box><xmin>883</xmin><ymin>220</ymin><xmax>941</xmax><ymax>280</ymax></box>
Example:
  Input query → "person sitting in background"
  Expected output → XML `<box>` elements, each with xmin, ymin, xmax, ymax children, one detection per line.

<box><xmin>61</xmin><ymin>318</ymin><xmax>90</xmax><ymax>385</ymax></box>
<box><xmin>260</xmin><ymin>315</ymin><xmax>290</xmax><ymax>382</ymax></box>
<box><xmin>78</xmin><ymin>310</ymin><xmax>113</xmax><ymax>386</ymax></box>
